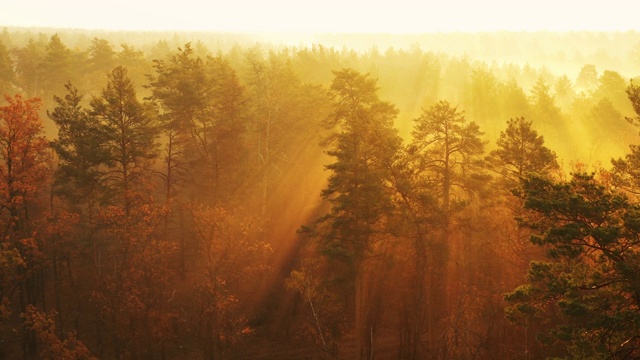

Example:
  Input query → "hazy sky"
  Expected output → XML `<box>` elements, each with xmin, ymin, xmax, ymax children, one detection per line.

<box><xmin>0</xmin><ymin>0</ymin><xmax>637</xmax><ymax>33</ymax></box>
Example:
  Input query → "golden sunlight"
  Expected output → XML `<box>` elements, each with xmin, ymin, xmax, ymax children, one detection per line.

<box><xmin>1</xmin><ymin>0</ymin><xmax>636</xmax><ymax>33</ymax></box>
<box><xmin>3</xmin><ymin>1</ymin><xmax>640</xmax><ymax>359</ymax></box>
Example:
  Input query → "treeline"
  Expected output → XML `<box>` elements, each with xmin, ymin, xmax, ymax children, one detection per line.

<box><xmin>4</xmin><ymin>28</ymin><xmax>640</xmax><ymax>73</ymax></box>
<box><xmin>1</xmin><ymin>29</ymin><xmax>639</xmax><ymax>165</ymax></box>
<box><xmin>0</xmin><ymin>30</ymin><xmax>639</xmax><ymax>359</ymax></box>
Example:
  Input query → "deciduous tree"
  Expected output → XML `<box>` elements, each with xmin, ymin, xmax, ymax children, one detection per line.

<box><xmin>91</xmin><ymin>191</ymin><xmax>177</xmax><ymax>359</ymax></box>
<box><xmin>0</xmin><ymin>94</ymin><xmax>49</xmax><ymax>237</ymax></box>
<box><xmin>188</xmin><ymin>204</ymin><xmax>271</xmax><ymax>359</ymax></box>
<box><xmin>22</xmin><ymin>305</ymin><xmax>95</xmax><ymax>360</ymax></box>
<box><xmin>0</xmin><ymin>94</ymin><xmax>50</xmax><ymax>357</ymax></box>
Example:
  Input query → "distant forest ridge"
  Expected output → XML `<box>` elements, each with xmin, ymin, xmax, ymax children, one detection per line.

<box><xmin>3</xmin><ymin>27</ymin><xmax>640</xmax><ymax>73</ymax></box>
<box><xmin>1</xmin><ymin>27</ymin><xmax>639</xmax><ymax>168</ymax></box>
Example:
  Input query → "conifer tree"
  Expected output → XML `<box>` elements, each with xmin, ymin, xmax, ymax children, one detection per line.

<box><xmin>40</xmin><ymin>34</ymin><xmax>74</xmax><ymax>97</ymax></box>
<box><xmin>90</xmin><ymin>66</ymin><xmax>157</xmax><ymax>214</ymax></box>
<box><xmin>311</xmin><ymin>68</ymin><xmax>402</xmax><ymax>359</ymax></box>
<box><xmin>506</xmin><ymin>174</ymin><xmax>640</xmax><ymax>359</ymax></box>
<box><xmin>487</xmin><ymin>117</ymin><xmax>558</xmax><ymax>188</ymax></box>
<box><xmin>408</xmin><ymin>100</ymin><xmax>487</xmax><ymax>352</ymax></box>
<box><xmin>0</xmin><ymin>39</ymin><xmax>14</xmax><ymax>96</ymax></box>
<box><xmin>49</xmin><ymin>82</ymin><xmax>106</xmax><ymax>213</ymax></box>
<box><xmin>14</xmin><ymin>38</ymin><xmax>46</xmax><ymax>98</ymax></box>
<box><xmin>612</xmin><ymin>80</ymin><xmax>640</xmax><ymax>195</ymax></box>
<box><xmin>410</xmin><ymin>101</ymin><xmax>486</xmax><ymax>214</ymax></box>
<box><xmin>148</xmin><ymin>43</ymin><xmax>245</xmax><ymax>207</ymax></box>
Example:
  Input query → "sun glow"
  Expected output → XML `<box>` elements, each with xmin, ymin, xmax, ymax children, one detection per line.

<box><xmin>1</xmin><ymin>0</ymin><xmax>637</xmax><ymax>33</ymax></box>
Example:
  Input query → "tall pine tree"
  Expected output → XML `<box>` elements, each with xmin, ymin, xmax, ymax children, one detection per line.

<box><xmin>90</xmin><ymin>66</ymin><xmax>157</xmax><ymax>214</ymax></box>
<box><xmin>311</xmin><ymin>68</ymin><xmax>402</xmax><ymax>359</ymax></box>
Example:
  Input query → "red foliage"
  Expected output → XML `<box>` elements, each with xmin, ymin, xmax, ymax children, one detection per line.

<box><xmin>91</xmin><ymin>191</ymin><xmax>179</xmax><ymax>358</ymax></box>
<box><xmin>0</xmin><ymin>94</ymin><xmax>49</xmax><ymax>234</ymax></box>
<box><xmin>21</xmin><ymin>305</ymin><xmax>95</xmax><ymax>360</ymax></box>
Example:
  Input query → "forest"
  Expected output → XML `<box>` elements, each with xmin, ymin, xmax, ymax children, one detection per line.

<box><xmin>1</xmin><ymin>28</ymin><xmax>640</xmax><ymax>359</ymax></box>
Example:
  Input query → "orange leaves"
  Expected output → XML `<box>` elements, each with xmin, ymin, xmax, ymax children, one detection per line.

<box><xmin>0</xmin><ymin>94</ymin><xmax>45</xmax><ymax>146</ymax></box>
<box><xmin>189</xmin><ymin>203</ymin><xmax>271</xmax><ymax>272</ymax></box>
<box><xmin>89</xmin><ymin>189</ymin><xmax>179</xmax><ymax>357</ymax></box>
<box><xmin>0</xmin><ymin>94</ymin><xmax>49</xmax><ymax>186</ymax></box>
<box><xmin>0</xmin><ymin>241</ymin><xmax>25</xmax><ymax>270</ymax></box>
<box><xmin>189</xmin><ymin>204</ymin><xmax>228</xmax><ymax>238</ymax></box>
<box><xmin>21</xmin><ymin>305</ymin><xmax>95</xmax><ymax>360</ymax></box>
<box><xmin>187</xmin><ymin>204</ymin><xmax>271</xmax><ymax>355</ymax></box>
<box><xmin>18</xmin><ymin>237</ymin><xmax>44</xmax><ymax>262</ymax></box>
<box><xmin>0</xmin><ymin>94</ymin><xmax>50</xmax><ymax>235</ymax></box>
<box><xmin>97</xmin><ymin>191</ymin><xmax>166</xmax><ymax>248</ymax></box>
<box><xmin>35</xmin><ymin>210</ymin><xmax>81</xmax><ymax>258</ymax></box>
<box><xmin>0</xmin><ymin>242</ymin><xmax>25</xmax><ymax>315</ymax></box>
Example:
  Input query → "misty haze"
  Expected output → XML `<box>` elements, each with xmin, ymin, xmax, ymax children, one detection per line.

<box><xmin>1</xmin><ymin>2</ymin><xmax>640</xmax><ymax>359</ymax></box>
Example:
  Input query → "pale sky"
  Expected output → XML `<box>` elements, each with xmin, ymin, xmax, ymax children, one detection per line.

<box><xmin>0</xmin><ymin>0</ymin><xmax>637</xmax><ymax>33</ymax></box>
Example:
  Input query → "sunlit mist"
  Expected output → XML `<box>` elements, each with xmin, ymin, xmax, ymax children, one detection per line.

<box><xmin>1</xmin><ymin>1</ymin><xmax>640</xmax><ymax>359</ymax></box>
<box><xmin>2</xmin><ymin>0</ymin><xmax>637</xmax><ymax>33</ymax></box>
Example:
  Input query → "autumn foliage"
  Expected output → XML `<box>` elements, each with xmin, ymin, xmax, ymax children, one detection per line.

<box><xmin>1</xmin><ymin>30</ymin><xmax>640</xmax><ymax>359</ymax></box>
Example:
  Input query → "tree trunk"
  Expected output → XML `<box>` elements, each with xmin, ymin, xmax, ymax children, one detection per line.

<box><xmin>355</xmin><ymin>269</ymin><xmax>365</xmax><ymax>359</ymax></box>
